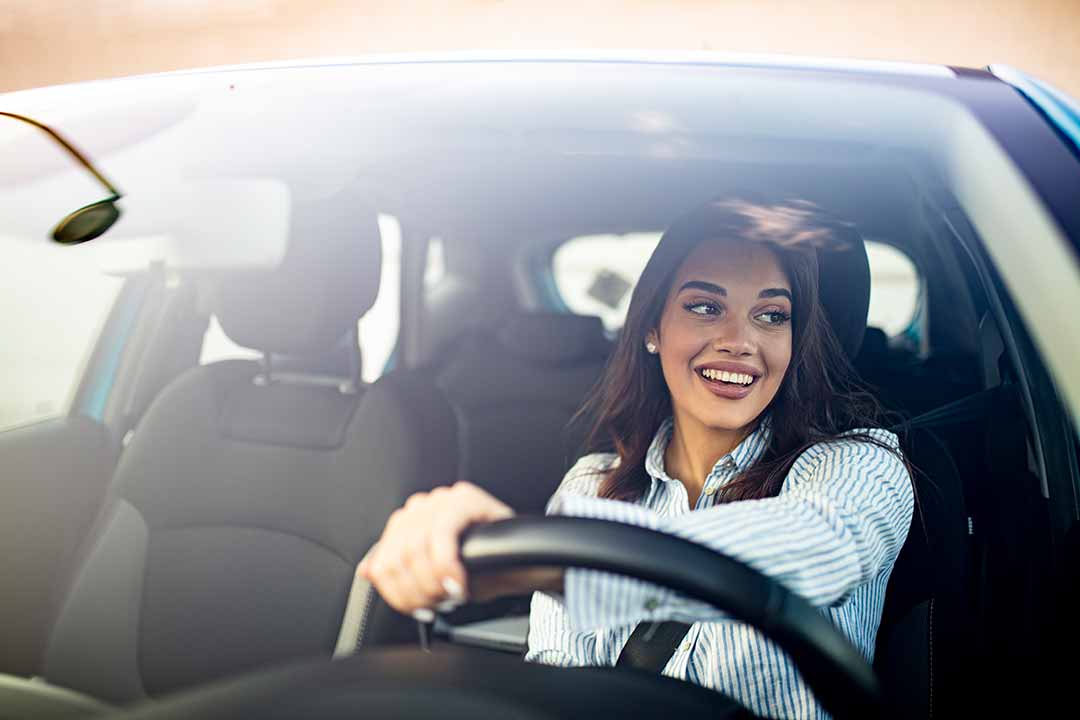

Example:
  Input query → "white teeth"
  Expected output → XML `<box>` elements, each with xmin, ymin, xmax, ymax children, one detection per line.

<box><xmin>700</xmin><ymin>369</ymin><xmax>755</xmax><ymax>385</ymax></box>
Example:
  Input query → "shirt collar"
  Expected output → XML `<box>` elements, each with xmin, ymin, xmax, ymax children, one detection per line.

<box><xmin>645</xmin><ymin>415</ymin><xmax>772</xmax><ymax>486</ymax></box>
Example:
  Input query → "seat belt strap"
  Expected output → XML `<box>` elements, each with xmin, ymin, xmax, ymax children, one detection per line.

<box><xmin>889</xmin><ymin>387</ymin><xmax>1002</xmax><ymax>432</ymax></box>
<box><xmin>616</xmin><ymin>620</ymin><xmax>692</xmax><ymax>671</ymax></box>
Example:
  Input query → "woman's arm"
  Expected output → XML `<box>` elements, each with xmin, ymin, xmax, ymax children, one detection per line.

<box><xmin>553</xmin><ymin>430</ymin><xmax>914</xmax><ymax>631</ymax></box>
<box><xmin>358</xmin><ymin>455</ymin><xmax>606</xmax><ymax>618</ymax></box>
<box><xmin>525</xmin><ymin>589</ymin><xmax>599</xmax><ymax>667</ymax></box>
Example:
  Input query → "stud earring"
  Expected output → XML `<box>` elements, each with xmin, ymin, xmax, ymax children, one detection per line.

<box><xmin>645</xmin><ymin>341</ymin><xmax>658</xmax><ymax>354</ymax></box>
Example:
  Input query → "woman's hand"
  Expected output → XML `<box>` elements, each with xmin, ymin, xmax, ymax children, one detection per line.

<box><xmin>357</xmin><ymin>481</ymin><xmax>520</xmax><ymax>620</ymax></box>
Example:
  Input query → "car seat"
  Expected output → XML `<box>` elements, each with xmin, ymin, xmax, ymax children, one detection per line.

<box><xmin>434</xmin><ymin>312</ymin><xmax>613</xmax><ymax>515</ymax></box>
<box><xmin>42</xmin><ymin>197</ymin><xmax>459</xmax><ymax>702</ymax></box>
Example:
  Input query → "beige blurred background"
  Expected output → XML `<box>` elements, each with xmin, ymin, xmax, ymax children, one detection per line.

<box><xmin>2</xmin><ymin>0</ymin><xmax>1080</xmax><ymax>97</ymax></box>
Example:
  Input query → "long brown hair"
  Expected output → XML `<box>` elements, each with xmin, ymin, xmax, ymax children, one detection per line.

<box><xmin>578</xmin><ymin>196</ymin><xmax>903</xmax><ymax>503</ymax></box>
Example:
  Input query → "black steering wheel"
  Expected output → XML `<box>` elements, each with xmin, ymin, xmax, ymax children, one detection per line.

<box><xmin>109</xmin><ymin>517</ymin><xmax>880</xmax><ymax>720</ymax></box>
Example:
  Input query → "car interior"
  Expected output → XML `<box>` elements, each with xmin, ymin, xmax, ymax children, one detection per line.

<box><xmin>1</xmin><ymin>65</ymin><xmax>1077</xmax><ymax>719</ymax></box>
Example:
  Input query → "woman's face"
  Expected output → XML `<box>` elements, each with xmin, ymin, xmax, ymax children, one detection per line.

<box><xmin>648</xmin><ymin>238</ymin><xmax>793</xmax><ymax>438</ymax></box>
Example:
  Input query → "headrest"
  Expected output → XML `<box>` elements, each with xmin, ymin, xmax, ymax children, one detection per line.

<box><xmin>856</xmin><ymin>326</ymin><xmax>889</xmax><ymax>362</ymax></box>
<box><xmin>496</xmin><ymin>313</ymin><xmax>610</xmax><ymax>367</ymax></box>
<box><xmin>817</xmin><ymin>227</ymin><xmax>871</xmax><ymax>359</ymax></box>
<box><xmin>210</xmin><ymin>193</ymin><xmax>382</xmax><ymax>356</ymax></box>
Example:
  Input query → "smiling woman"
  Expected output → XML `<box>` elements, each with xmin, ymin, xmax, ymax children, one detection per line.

<box><xmin>360</xmin><ymin>195</ymin><xmax>914</xmax><ymax>719</ymax></box>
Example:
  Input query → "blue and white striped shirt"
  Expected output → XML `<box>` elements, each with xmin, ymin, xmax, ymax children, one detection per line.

<box><xmin>525</xmin><ymin>417</ymin><xmax>913</xmax><ymax>719</ymax></box>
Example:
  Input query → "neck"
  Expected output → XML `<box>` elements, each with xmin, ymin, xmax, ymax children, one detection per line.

<box><xmin>664</xmin><ymin>413</ymin><xmax>752</xmax><ymax>505</ymax></box>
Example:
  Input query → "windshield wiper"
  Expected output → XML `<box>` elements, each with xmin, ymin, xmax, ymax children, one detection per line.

<box><xmin>1</xmin><ymin>110</ymin><xmax>123</xmax><ymax>244</ymax></box>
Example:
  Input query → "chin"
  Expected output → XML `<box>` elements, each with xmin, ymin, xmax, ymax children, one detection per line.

<box><xmin>701</xmin><ymin>409</ymin><xmax>763</xmax><ymax>433</ymax></box>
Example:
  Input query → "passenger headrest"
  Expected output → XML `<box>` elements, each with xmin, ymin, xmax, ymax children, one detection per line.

<box><xmin>496</xmin><ymin>313</ymin><xmax>610</xmax><ymax>367</ymax></box>
<box><xmin>856</xmin><ymin>327</ymin><xmax>889</xmax><ymax>361</ymax></box>
<box><xmin>210</xmin><ymin>194</ymin><xmax>382</xmax><ymax>356</ymax></box>
<box><xmin>817</xmin><ymin>228</ymin><xmax>871</xmax><ymax>359</ymax></box>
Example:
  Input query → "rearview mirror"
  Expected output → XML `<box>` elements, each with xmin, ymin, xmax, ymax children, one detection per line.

<box><xmin>1</xmin><ymin>111</ymin><xmax>123</xmax><ymax>245</ymax></box>
<box><xmin>52</xmin><ymin>198</ymin><xmax>121</xmax><ymax>245</ymax></box>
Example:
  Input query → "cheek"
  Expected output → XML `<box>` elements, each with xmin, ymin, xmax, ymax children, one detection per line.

<box><xmin>763</xmin><ymin>331</ymin><xmax>793</xmax><ymax>383</ymax></box>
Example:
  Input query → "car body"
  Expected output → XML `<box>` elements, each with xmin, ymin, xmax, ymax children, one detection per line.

<box><xmin>0</xmin><ymin>53</ymin><xmax>1078</xmax><ymax>719</ymax></box>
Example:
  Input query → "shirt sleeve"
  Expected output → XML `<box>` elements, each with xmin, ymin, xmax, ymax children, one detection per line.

<box><xmin>523</xmin><ymin>454</ymin><xmax>612</xmax><ymax>667</ymax></box>
<box><xmin>550</xmin><ymin>431</ymin><xmax>914</xmax><ymax>631</ymax></box>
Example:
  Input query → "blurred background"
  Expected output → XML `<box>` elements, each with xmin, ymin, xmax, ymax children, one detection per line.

<box><xmin>3</xmin><ymin>0</ymin><xmax>1080</xmax><ymax>97</ymax></box>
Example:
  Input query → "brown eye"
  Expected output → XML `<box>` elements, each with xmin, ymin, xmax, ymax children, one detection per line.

<box><xmin>756</xmin><ymin>310</ymin><xmax>791</xmax><ymax>325</ymax></box>
<box><xmin>683</xmin><ymin>301</ymin><xmax>720</xmax><ymax>316</ymax></box>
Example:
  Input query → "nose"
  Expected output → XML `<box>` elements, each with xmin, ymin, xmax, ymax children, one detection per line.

<box><xmin>712</xmin><ymin>316</ymin><xmax>755</xmax><ymax>356</ymax></box>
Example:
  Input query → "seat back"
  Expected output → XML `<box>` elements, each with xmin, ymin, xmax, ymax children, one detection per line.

<box><xmin>43</xmin><ymin>199</ymin><xmax>459</xmax><ymax>702</ymax></box>
<box><xmin>871</xmin><ymin>315</ymin><xmax>1032</xmax><ymax>718</ymax></box>
<box><xmin>873</xmin><ymin>424</ymin><xmax>972</xmax><ymax>719</ymax></box>
<box><xmin>435</xmin><ymin>313</ymin><xmax>611</xmax><ymax>514</ymax></box>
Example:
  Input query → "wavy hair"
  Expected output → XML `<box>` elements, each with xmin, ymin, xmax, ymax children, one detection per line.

<box><xmin>577</xmin><ymin>196</ymin><xmax>904</xmax><ymax>503</ymax></box>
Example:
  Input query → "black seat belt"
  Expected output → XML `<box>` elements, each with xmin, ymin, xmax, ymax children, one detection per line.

<box><xmin>616</xmin><ymin>620</ymin><xmax>691</xmax><ymax>671</ymax></box>
<box><xmin>615</xmin><ymin>386</ymin><xmax>1002</xmax><ymax>674</ymax></box>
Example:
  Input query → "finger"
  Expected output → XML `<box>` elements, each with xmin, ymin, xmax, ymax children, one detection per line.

<box><xmin>385</xmin><ymin>558</ymin><xmax>437</xmax><ymax>615</ymax></box>
<box><xmin>401</xmin><ymin>534</ymin><xmax>446</xmax><ymax>604</ymax></box>
<box><xmin>425</xmin><ymin>487</ymin><xmax>469</xmax><ymax>597</ymax></box>
<box><xmin>455</xmin><ymin>481</ymin><xmax>515</xmax><ymax>521</ymax></box>
<box><xmin>432</xmin><ymin>483</ymin><xmax>514</xmax><ymax>599</ymax></box>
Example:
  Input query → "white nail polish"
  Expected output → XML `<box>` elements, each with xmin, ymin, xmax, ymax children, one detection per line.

<box><xmin>436</xmin><ymin>599</ymin><xmax>461</xmax><ymax>614</ymax></box>
<box><xmin>442</xmin><ymin>577</ymin><xmax>466</xmax><ymax>601</ymax></box>
<box><xmin>412</xmin><ymin>608</ymin><xmax>435</xmax><ymax>623</ymax></box>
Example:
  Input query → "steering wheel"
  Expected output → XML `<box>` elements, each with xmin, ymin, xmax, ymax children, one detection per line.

<box><xmin>108</xmin><ymin>517</ymin><xmax>880</xmax><ymax>720</ymax></box>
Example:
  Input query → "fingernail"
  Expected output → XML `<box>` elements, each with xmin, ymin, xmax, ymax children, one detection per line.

<box><xmin>442</xmin><ymin>577</ymin><xmax>466</xmax><ymax>601</ymax></box>
<box><xmin>412</xmin><ymin>608</ymin><xmax>435</xmax><ymax>623</ymax></box>
<box><xmin>436</xmin><ymin>598</ymin><xmax>462</xmax><ymax>614</ymax></box>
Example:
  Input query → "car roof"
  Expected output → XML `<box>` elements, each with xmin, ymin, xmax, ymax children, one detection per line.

<box><xmin>1</xmin><ymin>51</ymin><xmax>981</xmax><ymax>105</ymax></box>
<box><xmin>142</xmin><ymin>50</ymin><xmax>961</xmax><ymax>80</ymax></box>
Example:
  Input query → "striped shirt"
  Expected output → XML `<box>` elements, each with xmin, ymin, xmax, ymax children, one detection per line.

<box><xmin>525</xmin><ymin>417</ymin><xmax>913</xmax><ymax>719</ymax></box>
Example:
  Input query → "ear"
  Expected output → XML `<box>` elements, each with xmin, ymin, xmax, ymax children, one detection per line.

<box><xmin>645</xmin><ymin>330</ymin><xmax>659</xmax><ymax>347</ymax></box>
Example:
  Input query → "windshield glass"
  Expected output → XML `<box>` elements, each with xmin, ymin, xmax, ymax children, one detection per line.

<box><xmin>2</xmin><ymin>61</ymin><xmax>1076</xmax><ymax>704</ymax></box>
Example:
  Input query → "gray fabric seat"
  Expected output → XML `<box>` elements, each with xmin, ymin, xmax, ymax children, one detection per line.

<box><xmin>43</xmin><ymin>200</ymin><xmax>459</xmax><ymax>702</ymax></box>
<box><xmin>435</xmin><ymin>313</ymin><xmax>612</xmax><ymax>516</ymax></box>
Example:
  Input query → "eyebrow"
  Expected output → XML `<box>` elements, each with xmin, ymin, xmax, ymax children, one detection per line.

<box><xmin>678</xmin><ymin>281</ymin><xmax>725</xmax><ymax>295</ymax></box>
<box><xmin>677</xmin><ymin>281</ymin><xmax>792</xmax><ymax>302</ymax></box>
<box><xmin>758</xmin><ymin>288</ymin><xmax>793</xmax><ymax>301</ymax></box>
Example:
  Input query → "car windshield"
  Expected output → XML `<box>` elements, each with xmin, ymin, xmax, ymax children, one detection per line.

<box><xmin>2</xmin><ymin>60</ymin><xmax>1078</xmax><ymax>717</ymax></box>
<box><xmin>0</xmin><ymin>63</ymin><xmax>1063</xmax><ymax>420</ymax></box>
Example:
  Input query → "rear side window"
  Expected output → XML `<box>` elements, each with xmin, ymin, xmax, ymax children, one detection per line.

<box><xmin>864</xmin><ymin>242</ymin><xmax>921</xmax><ymax>337</ymax></box>
<box><xmin>551</xmin><ymin>233</ymin><xmax>661</xmax><ymax>333</ymax></box>
<box><xmin>551</xmin><ymin>234</ymin><xmax>921</xmax><ymax>337</ymax></box>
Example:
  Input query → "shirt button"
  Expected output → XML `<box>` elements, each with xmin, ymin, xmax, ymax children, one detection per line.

<box><xmin>681</xmin><ymin>640</ymin><xmax>692</xmax><ymax>652</ymax></box>
<box><xmin>644</xmin><ymin>597</ymin><xmax>659</xmax><ymax>611</ymax></box>
<box><xmin>703</xmin><ymin>485</ymin><xmax>717</xmax><ymax>496</ymax></box>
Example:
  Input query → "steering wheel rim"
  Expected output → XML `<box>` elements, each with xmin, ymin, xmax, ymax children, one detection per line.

<box><xmin>461</xmin><ymin>516</ymin><xmax>880</xmax><ymax>719</ymax></box>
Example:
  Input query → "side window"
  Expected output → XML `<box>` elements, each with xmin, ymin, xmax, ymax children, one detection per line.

<box><xmin>864</xmin><ymin>241</ymin><xmax>921</xmax><ymax>338</ymax></box>
<box><xmin>0</xmin><ymin>242</ymin><xmax>124</xmax><ymax>430</ymax></box>
<box><xmin>551</xmin><ymin>234</ymin><xmax>922</xmax><ymax>338</ymax></box>
<box><xmin>199</xmin><ymin>213</ymin><xmax>402</xmax><ymax>383</ymax></box>
<box><xmin>551</xmin><ymin>233</ymin><xmax>661</xmax><ymax>332</ymax></box>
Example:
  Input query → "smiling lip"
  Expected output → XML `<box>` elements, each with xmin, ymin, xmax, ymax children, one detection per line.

<box><xmin>694</xmin><ymin>361</ymin><xmax>762</xmax><ymax>400</ymax></box>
